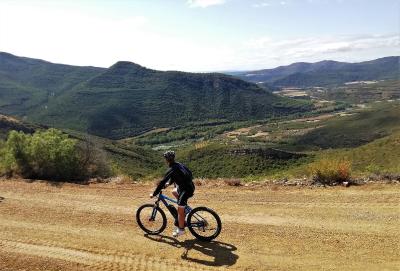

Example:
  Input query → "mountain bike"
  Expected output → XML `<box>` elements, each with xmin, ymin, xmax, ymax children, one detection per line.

<box><xmin>136</xmin><ymin>190</ymin><xmax>222</xmax><ymax>241</ymax></box>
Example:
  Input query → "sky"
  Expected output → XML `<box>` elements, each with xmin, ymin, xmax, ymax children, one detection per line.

<box><xmin>0</xmin><ymin>0</ymin><xmax>399</xmax><ymax>71</ymax></box>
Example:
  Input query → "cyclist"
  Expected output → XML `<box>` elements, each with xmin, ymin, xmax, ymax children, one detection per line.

<box><xmin>150</xmin><ymin>151</ymin><xmax>195</xmax><ymax>238</ymax></box>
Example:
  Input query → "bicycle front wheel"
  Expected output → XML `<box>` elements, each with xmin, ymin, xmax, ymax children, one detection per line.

<box><xmin>187</xmin><ymin>206</ymin><xmax>222</xmax><ymax>241</ymax></box>
<box><xmin>136</xmin><ymin>204</ymin><xmax>167</xmax><ymax>235</ymax></box>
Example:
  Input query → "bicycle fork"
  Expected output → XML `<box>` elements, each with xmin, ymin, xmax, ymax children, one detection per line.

<box><xmin>150</xmin><ymin>202</ymin><xmax>160</xmax><ymax>221</ymax></box>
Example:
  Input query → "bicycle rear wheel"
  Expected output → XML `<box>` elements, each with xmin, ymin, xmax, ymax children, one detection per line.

<box><xmin>187</xmin><ymin>206</ymin><xmax>222</xmax><ymax>241</ymax></box>
<box><xmin>136</xmin><ymin>204</ymin><xmax>167</xmax><ymax>235</ymax></box>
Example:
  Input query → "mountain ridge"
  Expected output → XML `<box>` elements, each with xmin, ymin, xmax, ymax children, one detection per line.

<box><xmin>229</xmin><ymin>56</ymin><xmax>399</xmax><ymax>87</ymax></box>
<box><xmin>0</xmin><ymin>52</ymin><xmax>312</xmax><ymax>139</ymax></box>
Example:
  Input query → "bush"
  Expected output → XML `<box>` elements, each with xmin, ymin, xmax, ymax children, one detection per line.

<box><xmin>308</xmin><ymin>159</ymin><xmax>351</xmax><ymax>185</ymax></box>
<box><xmin>0</xmin><ymin>129</ymin><xmax>110</xmax><ymax>181</ymax></box>
<box><xmin>76</xmin><ymin>137</ymin><xmax>111</xmax><ymax>179</ymax></box>
<box><xmin>223</xmin><ymin>178</ymin><xmax>242</xmax><ymax>186</ymax></box>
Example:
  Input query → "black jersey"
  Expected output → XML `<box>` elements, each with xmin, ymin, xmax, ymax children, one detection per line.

<box><xmin>152</xmin><ymin>162</ymin><xmax>195</xmax><ymax>196</ymax></box>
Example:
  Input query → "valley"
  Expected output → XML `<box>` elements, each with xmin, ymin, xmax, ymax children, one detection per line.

<box><xmin>0</xmin><ymin>51</ymin><xmax>398</xmax><ymax>181</ymax></box>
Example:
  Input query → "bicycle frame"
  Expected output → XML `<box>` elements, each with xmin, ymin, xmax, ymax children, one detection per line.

<box><xmin>155</xmin><ymin>191</ymin><xmax>192</xmax><ymax>215</ymax></box>
<box><xmin>151</xmin><ymin>191</ymin><xmax>206</xmax><ymax>229</ymax></box>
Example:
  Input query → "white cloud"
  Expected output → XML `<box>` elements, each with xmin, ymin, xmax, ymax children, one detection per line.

<box><xmin>187</xmin><ymin>0</ymin><xmax>226</xmax><ymax>8</ymax></box>
<box><xmin>246</xmin><ymin>34</ymin><xmax>399</xmax><ymax>56</ymax></box>
<box><xmin>252</xmin><ymin>0</ymin><xmax>290</xmax><ymax>8</ymax></box>
<box><xmin>252</xmin><ymin>2</ymin><xmax>271</xmax><ymax>8</ymax></box>
<box><xmin>307</xmin><ymin>0</ymin><xmax>346</xmax><ymax>4</ymax></box>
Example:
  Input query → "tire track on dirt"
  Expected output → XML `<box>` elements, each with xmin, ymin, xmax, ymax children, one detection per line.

<box><xmin>0</xmin><ymin>239</ymin><xmax>231</xmax><ymax>271</ymax></box>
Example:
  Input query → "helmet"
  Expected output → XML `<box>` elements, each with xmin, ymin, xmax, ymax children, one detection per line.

<box><xmin>163</xmin><ymin>150</ymin><xmax>175</xmax><ymax>161</ymax></box>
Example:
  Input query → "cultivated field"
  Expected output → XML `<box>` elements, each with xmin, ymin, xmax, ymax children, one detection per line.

<box><xmin>0</xmin><ymin>180</ymin><xmax>398</xmax><ymax>271</ymax></box>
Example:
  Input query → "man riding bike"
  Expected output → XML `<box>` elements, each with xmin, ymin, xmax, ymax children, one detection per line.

<box><xmin>150</xmin><ymin>151</ymin><xmax>195</xmax><ymax>238</ymax></box>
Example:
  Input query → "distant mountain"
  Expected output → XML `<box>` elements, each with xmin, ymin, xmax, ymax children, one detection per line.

<box><xmin>0</xmin><ymin>52</ymin><xmax>311</xmax><ymax>139</ymax></box>
<box><xmin>230</xmin><ymin>56</ymin><xmax>399</xmax><ymax>88</ymax></box>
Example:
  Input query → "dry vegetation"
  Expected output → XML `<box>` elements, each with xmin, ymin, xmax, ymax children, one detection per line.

<box><xmin>0</xmin><ymin>179</ymin><xmax>399</xmax><ymax>271</ymax></box>
<box><xmin>307</xmin><ymin>159</ymin><xmax>352</xmax><ymax>185</ymax></box>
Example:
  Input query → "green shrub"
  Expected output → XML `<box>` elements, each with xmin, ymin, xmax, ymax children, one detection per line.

<box><xmin>0</xmin><ymin>129</ymin><xmax>103</xmax><ymax>181</ymax></box>
<box><xmin>308</xmin><ymin>159</ymin><xmax>352</xmax><ymax>185</ymax></box>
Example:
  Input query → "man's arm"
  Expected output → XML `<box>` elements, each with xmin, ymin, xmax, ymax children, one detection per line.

<box><xmin>152</xmin><ymin>168</ymin><xmax>174</xmax><ymax>197</ymax></box>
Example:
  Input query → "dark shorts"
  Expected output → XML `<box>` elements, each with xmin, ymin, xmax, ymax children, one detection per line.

<box><xmin>177</xmin><ymin>190</ymin><xmax>193</xmax><ymax>206</ymax></box>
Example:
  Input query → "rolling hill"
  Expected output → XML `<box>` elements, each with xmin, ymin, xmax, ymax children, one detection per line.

<box><xmin>231</xmin><ymin>56</ymin><xmax>399</xmax><ymax>87</ymax></box>
<box><xmin>0</xmin><ymin>52</ymin><xmax>312</xmax><ymax>139</ymax></box>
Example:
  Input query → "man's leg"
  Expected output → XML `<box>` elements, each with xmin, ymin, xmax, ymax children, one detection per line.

<box><xmin>177</xmin><ymin>191</ymin><xmax>188</xmax><ymax>229</ymax></box>
<box><xmin>173</xmin><ymin>191</ymin><xmax>190</xmax><ymax>237</ymax></box>
<box><xmin>171</xmin><ymin>188</ymin><xmax>179</xmax><ymax>227</ymax></box>
<box><xmin>178</xmin><ymin>206</ymin><xmax>185</xmax><ymax>229</ymax></box>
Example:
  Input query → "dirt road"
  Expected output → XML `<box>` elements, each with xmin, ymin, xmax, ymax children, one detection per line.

<box><xmin>0</xmin><ymin>180</ymin><xmax>398</xmax><ymax>270</ymax></box>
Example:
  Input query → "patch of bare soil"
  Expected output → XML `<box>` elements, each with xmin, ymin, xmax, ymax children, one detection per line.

<box><xmin>0</xmin><ymin>179</ymin><xmax>398</xmax><ymax>270</ymax></box>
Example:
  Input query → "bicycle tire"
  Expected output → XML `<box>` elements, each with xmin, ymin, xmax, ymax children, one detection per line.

<box><xmin>136</xmin><ymin>204</ymin><xmax>167</xmax><ymax>235</ymax></box>
<box><xmin>187</xmin><ymin>206</ymin><xmax>222</xmax><ymax>241</ymax></box>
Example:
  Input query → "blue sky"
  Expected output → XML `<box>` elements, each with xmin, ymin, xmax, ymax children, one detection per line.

<box><xmin>0</xmin><ymin>0</ymin><xmax>398</xmax><ymax>71</ymax></box>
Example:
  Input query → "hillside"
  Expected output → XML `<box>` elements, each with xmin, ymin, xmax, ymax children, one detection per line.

<box><xmin>0</xmin><ymin>52</ymin><xmax>312</xmax><ymax>139</ymax></box>
<box><xmin>0</xmin><ymin>114</ymin><xmax>39</xmax><ymax>139</ymax></box>
<box><xmin>231</xmin><ymin>56</ymin><xmax>399</xmax><ymax>87</ymax></box>
<box><xmin>320</xmin><ymin>131</ymin><xmax>400</xmax><ymax>175</ymax></box>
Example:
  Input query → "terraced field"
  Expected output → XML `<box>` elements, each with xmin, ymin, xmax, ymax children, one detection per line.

<box><xmin>0</xmin><ymin>180</ymin><xmax>398</xmax><ymax>270</ymax></box>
